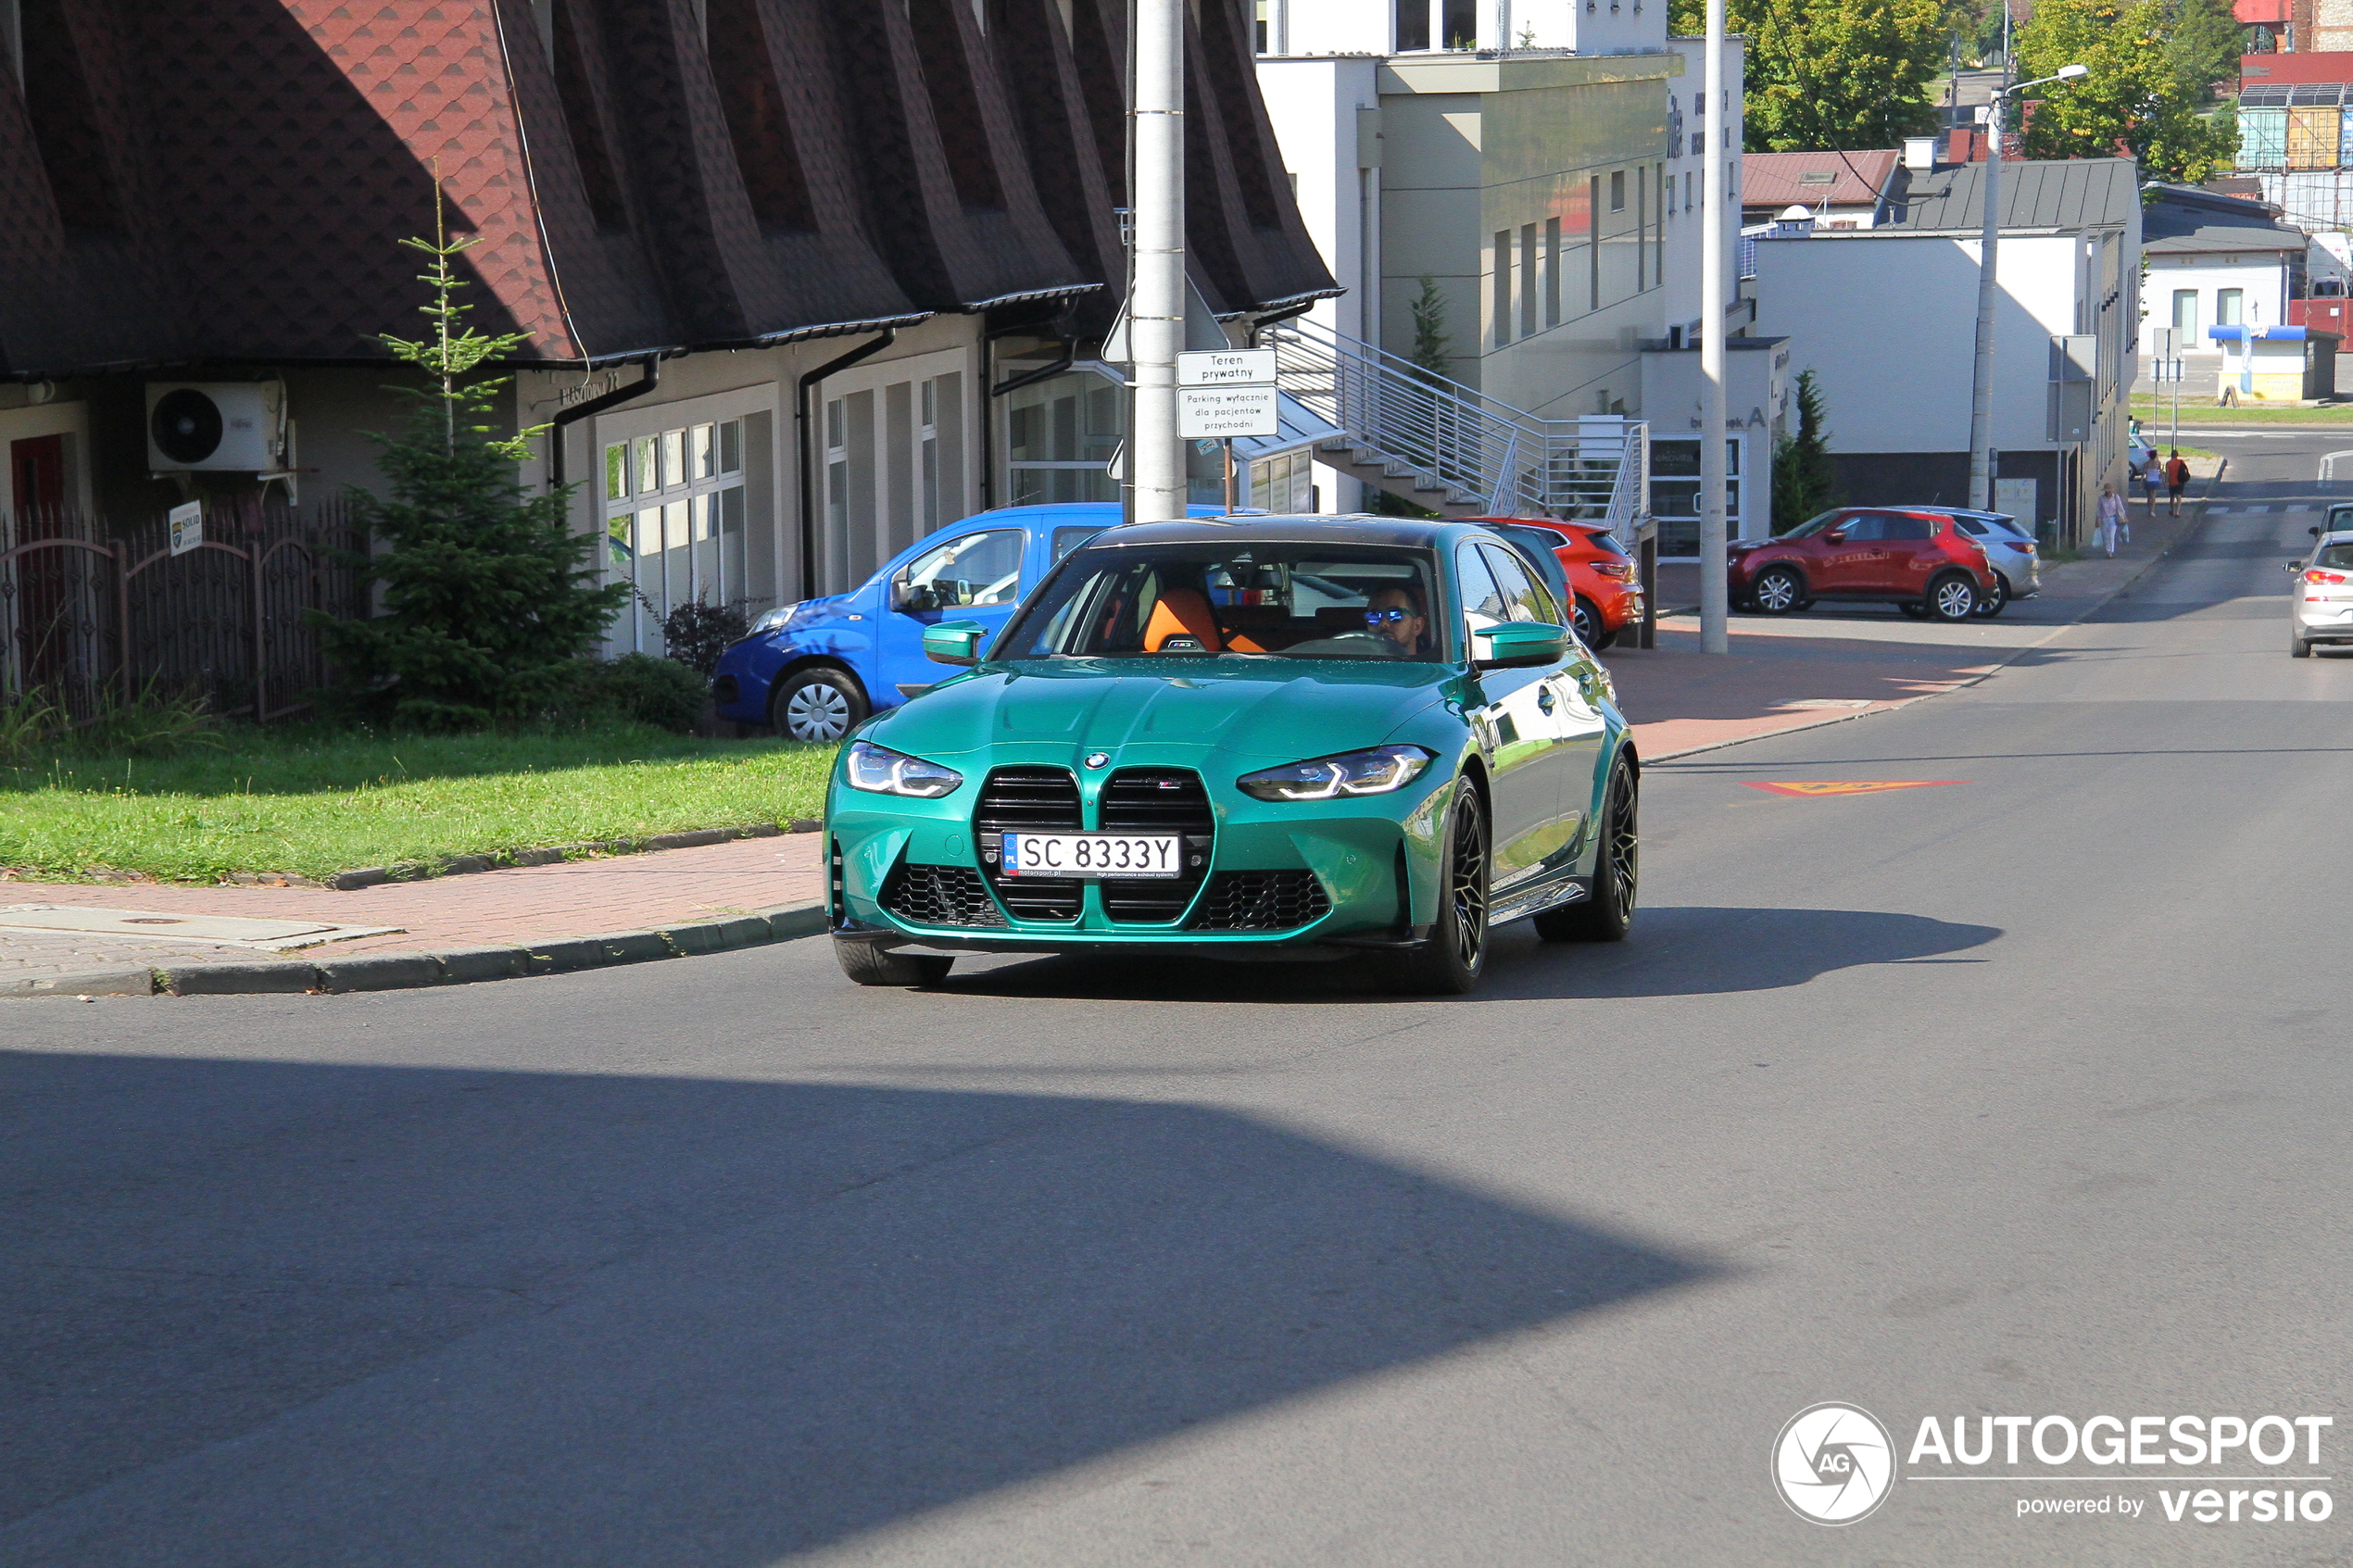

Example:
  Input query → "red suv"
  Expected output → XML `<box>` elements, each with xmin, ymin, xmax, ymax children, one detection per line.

<box><xmin>1469</xmin><ymin>519</ymin><xmax>1644</xmax><ymax>649</ymax></box>
<box><xmin>1730</xmin><ymin>508</ymin><xmax>1998</xmax><ymax>621</ymax></box>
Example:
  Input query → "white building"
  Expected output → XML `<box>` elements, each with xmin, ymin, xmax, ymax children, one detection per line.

<box><xmin>1254</xmin><ymin>4</ymin><xmax>1775</xmax><ymax>551</ymax></box>
<box><xmin>1751</xmin><ymin>157</ymin><xmax>2141</xmax><ymax>543</ymax></box>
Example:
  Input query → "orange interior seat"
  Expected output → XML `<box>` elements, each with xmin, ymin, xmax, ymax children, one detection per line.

<box><xmin>1144</xmin><ymin>588</ymin><xmax>1223</xmax><ymax>652</ymax></box>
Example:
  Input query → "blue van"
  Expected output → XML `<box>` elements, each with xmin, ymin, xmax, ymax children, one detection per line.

<box><xmin>715</xmin><ymin>503</ymin><xmax>1223</xmax><ymax>740</ymax></box>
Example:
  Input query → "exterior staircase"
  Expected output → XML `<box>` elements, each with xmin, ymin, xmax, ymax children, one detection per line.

<box><xmin>1265</xmin><ymin>316</ymin><xmax>1650</xmax><ymax>532</ymax></box>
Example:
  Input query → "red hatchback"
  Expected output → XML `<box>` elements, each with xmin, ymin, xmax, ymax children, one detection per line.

<box><xmin>1730</xmin><ymin>508</ymin><xmax>1999</xmax><ymax>622</ymax></box>
<box><xmin>1467</xmin><ymin>519</ymin><xmax>1644</xmax><ymax>649</ymax></box>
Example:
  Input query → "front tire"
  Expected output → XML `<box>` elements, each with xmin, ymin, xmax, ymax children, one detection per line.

<box><xmin>1393</xmin><ymin>777</ymin><xmax>1490</xmax><ymax>996</ymax></box>
<box><xmin>1752</xmin><ymin>566</ymin><xmax>1804</xmax><ymax>615</ymax></box>
<box><xmin>834</xmin><ymin>940</ymin><xmax>953</xmax><ymax>987</ymax></box>
<box><xmin>1925</xmin><ymin>571</ymin><xmax>1979</xmax><ymax>622</ymax></box>
<box><xmin>774</xmin><ymin>666</ymin><xmax>869</xmax><ymax>742</ymax></box>
<box><xmin>1537</xmin><ymin>753</ymin><xmax>1638</xmax><ymax>943</ymax></box>
<box><xmin>1972</xmin><ymin>574</ymin><xmax>2010</xmax><ymax>619</ymax></box>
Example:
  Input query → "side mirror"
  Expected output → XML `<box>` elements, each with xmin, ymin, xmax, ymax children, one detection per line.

<box><xmin>2288</xmin><ymin>560</ymin><xmax>2307</xmax><ymax>572</ymax></box>
<box><xmin>923</xmin><ymin>620</ymin><xmax>988</xmax><ymax>667</ymax></box>
<box><xmin>1823</xmin><ymin>529</ymin><xmax>1847</xmax><ymax>544</ymax></box>
<box><xmin>2312</xmin><ymin>527</ymin><xmax>2324</xmax><ymax>538</ymax></box>
<box><xmin>1471</xmin><ymin>621</ymin><xmax>1569</xmax><ymax>669</ymax></box>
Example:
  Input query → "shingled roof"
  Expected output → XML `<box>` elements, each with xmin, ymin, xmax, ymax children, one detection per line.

<box><xmin>0</xmin><ymin>0</ymin><xmax>1333</xmax><ymax>376</ymax></box>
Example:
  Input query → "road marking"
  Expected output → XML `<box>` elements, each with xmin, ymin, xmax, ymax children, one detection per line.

<box><xmin>2246</xmin><ymin>504</ymin><xmax>2272</xmax><ymax>513</ymax></box>
<box><xmin>1744</xmin><ymin>781</ymin><xmax>1967</xmax><ymax>797</ymax></box>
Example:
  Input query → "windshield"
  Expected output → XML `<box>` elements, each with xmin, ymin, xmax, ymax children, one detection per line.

<box><xmin>1780</xmin><ymin>511</ymin><xmax>1844</xmax><ymax>539</ymax></box>
<box><xmin>998</xmin><ymin>542</ymin><xmax>1446</xmax><ymax>662</ymax></box>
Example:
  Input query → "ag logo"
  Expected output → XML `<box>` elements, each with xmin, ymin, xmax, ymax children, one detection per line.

<box><xmin>1772</xmin><ymin>1402</ymin><xmax>1895</xmax><ymax>1524</ymax></box>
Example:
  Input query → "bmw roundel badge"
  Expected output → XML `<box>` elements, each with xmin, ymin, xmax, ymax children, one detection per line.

<box><xmin>1084</xmin><ymin>751</ymin><xmax>1111</xmax><ymax>769</ymax></box>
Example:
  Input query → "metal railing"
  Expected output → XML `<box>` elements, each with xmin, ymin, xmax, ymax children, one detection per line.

<box><xmin>1266</xmin><ymin>315</ymin><xmax>1649</xmax><ymax>532</ymax></box>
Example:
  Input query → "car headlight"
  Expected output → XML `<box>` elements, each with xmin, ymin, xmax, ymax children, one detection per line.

<box><xmin>749</xmin><ymin>603</ymin><xmax>800</xmax><ymax>636</ymax></box>
<box><xmin>844</xmin><ymin>739</ymin><xmax>963</xmax><ymax>798</ymax></box>
<box><xmin>1237</xmin><ymin>745</ymin><xmax>1436</xmax><ymax>802</ymax></box>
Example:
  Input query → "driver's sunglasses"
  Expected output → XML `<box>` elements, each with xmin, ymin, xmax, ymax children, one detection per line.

<box><xmin>1364</xmin><ymin>607</ymin><xmax>1416</xmax><ymax>625</ymax></box>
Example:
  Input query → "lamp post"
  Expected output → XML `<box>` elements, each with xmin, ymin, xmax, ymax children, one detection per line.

<box><xmin>1966</xmin><ymin>62</ymin><xmax>2088</xmax><ymax>513</ymax></box>
<box><xmin>1698</xmin><ymin>0</ymin><xmax>1730</xmax><ymax>655</ymax></box>
<box><xmin>1130</xmin><ymin>0</ymin><xmax>1187</xmax><ymax>523</ymax></box>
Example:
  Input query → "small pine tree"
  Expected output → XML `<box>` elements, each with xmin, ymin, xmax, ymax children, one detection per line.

<box><xmin>1771</xmin><ymin>370</ymin><xmax>1840</xmax><ymax>533</ymax></box>
<box><xmin>1407</xmin><ymin>276</ymin><xmax>1453</xmax><ymax>383</ymax></box>
<box><xmin>318</xmin><ymin>189</ymin><xmax>629</xmax><ymax>730</ymax></box>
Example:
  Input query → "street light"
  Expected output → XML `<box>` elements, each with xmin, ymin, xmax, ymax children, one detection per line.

<box><xmin>1965</xmin><ymin>62</ymin><xmax>2089</xmax><ymax>518</ymax></box>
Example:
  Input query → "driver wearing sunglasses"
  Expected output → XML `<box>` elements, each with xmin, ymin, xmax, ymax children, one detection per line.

<box><xmin>1365</xmin><ymin>583</ymin><xmax>1429</xmax><ymax>656</ymax></box>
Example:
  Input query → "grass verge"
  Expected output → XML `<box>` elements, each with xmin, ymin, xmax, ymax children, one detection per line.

<box><xmin>2130</xmin><ymin>399</ymin><xmax>2353</xmax><ymax>425</ymax></box>
<box><xmin>0</xmin><ymin>722</ymin><xmax>835</xmax><ymax>884</ymax></box>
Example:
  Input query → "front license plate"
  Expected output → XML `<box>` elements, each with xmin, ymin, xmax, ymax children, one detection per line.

<box><xmin>1000</xmin><ymin>833</ymin><xmax>1181</xmax><ymax>878</ymax></box>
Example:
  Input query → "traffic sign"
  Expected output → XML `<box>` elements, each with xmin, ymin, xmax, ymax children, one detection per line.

<box><xmin>1178</xmin><ymin>385</ymin><xmax>1279</xmax><ymax>438</ymax></box>
<box><xmin>1177</xmin><ymin>348</ymin><xmax>1276</xmax><ymax>387</ymax></box>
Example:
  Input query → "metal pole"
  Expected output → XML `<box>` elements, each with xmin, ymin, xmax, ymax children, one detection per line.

<box><xmin>1967</xmin><ymin>87</ymin><xmax>2004</xmax><ymax>513</ymax></box>
<box><xmin>1698</xmin><ymin>0</ymin><xmax>1729</xmax><ymax>655</ymax></box>
<box><xmin>1130</xmin><ymin>0</ymin><xmax>1187</xmax><ymax>523</ymax></box>
<box><xmin>1223</xmin><ymin>438</ymin><xmax>1236</xmax><ymax>513</ymax></box>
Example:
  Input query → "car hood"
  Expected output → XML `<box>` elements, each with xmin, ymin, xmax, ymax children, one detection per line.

<box><xmin>864</xmin><ymin>659</ymin><xmax>1458</xmax><ymax>764</ymax></box>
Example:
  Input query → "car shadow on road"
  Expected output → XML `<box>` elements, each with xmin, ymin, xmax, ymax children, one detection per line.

<box><xmin>936</xmin><ymin>905</ymin><xmax>2000</xmax><ymax>1004</ymax></box>
<box><xmin>0</xmin><ymin>1052</ymin><xmax>1716</xmax><ymax>1565</ymax></box>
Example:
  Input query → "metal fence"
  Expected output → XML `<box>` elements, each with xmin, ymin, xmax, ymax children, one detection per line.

<box><xmin>1</xmin><ymin>496</ymin><xmax>365</xmax><ymax>725</ymax></box>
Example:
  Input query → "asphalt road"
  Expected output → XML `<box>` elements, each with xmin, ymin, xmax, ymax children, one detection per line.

<box><xmin>6</xmin><ymin>440</ymin><xmax>2349</xmax><ymax>1565</ymax></box>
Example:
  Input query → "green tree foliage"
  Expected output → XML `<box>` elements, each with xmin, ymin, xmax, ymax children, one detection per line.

<box><xmin>1671</xmin><ymin>0</ymin><xmax>1945</xmax><ymax>151</ymax></box>
<box><xmin>1407</xmin><ymin>275</ymin><xmax>1453</xmax><ymax>382</ymax></box>
<box><xmin>1771</xmin><ymin>370</ymin><xmax>1840</xmax><ymax>532</ymax></box>
<box><xmin>2013</xmin><ymin>0</ymin><xmax>2236</xmax><ymax>182</ymax></box>
<box><xmin>319</xmin><ymin>194</ymin><xmax>628</xmax><ymax>731</ymax></box>
<box><xmin>2162</xmin><ymin>0</ymin><xmax>2243</xmax><ymax>101</ymax></box>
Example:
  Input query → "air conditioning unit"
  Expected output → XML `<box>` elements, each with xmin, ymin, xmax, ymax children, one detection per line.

<box><xmin>145</xmin><ymin>382</ymin><xmax>286</xmax><ymax>471</ymax></box>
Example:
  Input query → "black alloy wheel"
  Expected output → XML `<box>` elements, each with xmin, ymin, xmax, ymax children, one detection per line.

<box><xmin>1971</xmin><ymin>573</ymin><xmax>2010</xmax><ymax>619</ymax></box>
<box><xmin>1537</xmin><ymin>753</ymin><xmax>1638</xmax><ymax>943</ymax></box>
<box><xmin>1752</xmin><ymin>566</ymin><xmax>1804</xmax><ymax>615</ymax></box>
<box><xmin>1394</xmin><ymin>777</ymin><xmax>1490</xmax><ymax>995</ymax></box>
<box><xmin>1924</xmin><ymin>572</ymin><xmax>1979</xmax><ymax>622</ymax></box>
<box><xmin>834</xmin><ymin>939</ymin><xmax>953</xmax><ymax>987</ymax></box>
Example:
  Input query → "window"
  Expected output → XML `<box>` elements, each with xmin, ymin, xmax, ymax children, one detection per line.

<box><xmin>1881</xmin><ymin>515</ymin><xmax>1934</xmax><ymax>541</ymax></box>
<box><xmin>1006</xmin><ymin>369</ymin><xmax>1121</xmax><ymax>507</ymax></box>
<box><xmin>603</xmin><ymin>415</ymin><xmax>749</xmax><ymax>652</ymax></box>
<box><xmin>2171</xmin><ymin>289</ymin><xmax>2199</xmax><ymax>341</ymax></box>
<box><xmin>1478</xmin><ymin>544</ymin><xmax>1560</xmax><ymax>625</ymax></box>
<box><xmin>1455</xmin><ymin>545</ymin><xmax>1504</xmax><ymax>635</ymax></box>
<box><xmin>1248</xmin><ymin>448</ymin><xmax>1315</xmax><ymax>512</ymax></box>
<box><xmin>1589</xmin><ymin>177</ymin><xmax>1603</xmax><ymax>311</ymax></box>
<box><xmin>1393</xmin><ymin>0</ymin><xmax>1428</xmax><ymax>49</ymax></box>
<box><xmin>1646</xmin><ymin>436</ymin><xmax>1746</xmax><ymax>556</ymax></box>
<box><xmin>1685</xmin><ymin>169</ymin><xmax>1693</xmax><ymax>211</ymax></box>
<box><xmin>1835</xmin><ymin>514</ymin><xmax>1886</xmax><ymax>542</ymax></box>
<box><xmin>1494</xmin><ymin>230</ymin><xmax>1513</xmax><ymax>345</ymax></box>
<box><xmin>1637</xmin><ymin>167</ymin><xmax>1649</xmax><ymax>289</ymax></box>
<box><xmin>1609</xmin><ymin>170</ymin><xmax>1626</xmax><ymax>212</ymax></box>
<box><xmin>1543</xmin><ymin>218</ymin><xmax>1561</xmax><ymax>327</ymax></box>
<box><xmin>893</xmin><ymin>529</ymin><xmax>1025</xmax><ymax>610</ymax></box>
<box><xmin>2218</xmin><ymin>287</ymin><xmax>2244</xmax><ymax>325</ymax></box>
<box><xmin>1520</xmin><ymin>224</ymin><xmax>1539</xmax><ymax>338</ymax></box>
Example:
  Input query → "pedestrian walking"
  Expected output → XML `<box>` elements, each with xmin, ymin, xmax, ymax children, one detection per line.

<box><xmin>2140</xmin><ymin>452</ymin><xmax>2163</xmax><ymax>533</ymax></box>
<box><xmin>2096</xmin><ymin>483</ymin><xmax>2125</xmax><ymax>558</ymax></box>
<box><xmin>2165</xmin><ymin>449</ymin><xmax>2191</xmax><ymax>518</ymax></box>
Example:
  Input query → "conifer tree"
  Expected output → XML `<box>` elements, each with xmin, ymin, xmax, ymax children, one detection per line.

<box><xmin>319</xmin><ymin>189</ymin><xmax>627</xmax><ymax>730</ymax></box>
<box><xmin>1771</xmin><ymin>370</ymin><xmax>1839</xmax><ymax>532</ymax></box>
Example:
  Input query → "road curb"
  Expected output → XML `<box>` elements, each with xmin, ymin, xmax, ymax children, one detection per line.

<box><xmin>1645</xmin><ymin>480</ymin><xmax>2221</xmax><ymax>767</ymax></box>
<box><xmin>9</xmin><ymin>898</ymin><xmax>832</xmax><ymax>1000</ymax></box>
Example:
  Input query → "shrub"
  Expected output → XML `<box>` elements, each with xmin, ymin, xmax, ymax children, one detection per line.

<box><xmin>85</xmin><ymin>679</ymin><xmax>225</xmax><ymax>757</ymax></box>
<box><xmin>0</xmin><ymin>688</ymin><xmax>65</xmax><ymax>764</ymax></box>
<box><xmin>662</xmin><ymin>600</ymin><xmax>751</xmax><ymax>675</ymax></box>
<box><xmin>575</xmin><ymin>654</ymin><xmax>707</xmax><ymax>734</ymax></box>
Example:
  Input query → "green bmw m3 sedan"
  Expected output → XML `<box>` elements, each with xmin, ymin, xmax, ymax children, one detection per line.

<box><xmin>824</xmin><ymin>515</ymin><xmax>1639</xmax><ymax>995</ymax></box>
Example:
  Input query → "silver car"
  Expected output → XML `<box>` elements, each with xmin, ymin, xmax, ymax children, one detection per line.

<box><xmin>2288</xmin><ymin>528</ymin><xmax>2353</xmax><ymax>657</ymax></box>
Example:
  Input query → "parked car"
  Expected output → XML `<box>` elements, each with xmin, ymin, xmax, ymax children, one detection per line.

<box><xmin>1469</xmin><ymin>518</ymin><xmax>1642</xmax><ymax>649</ymax></box>
<box><xmin>2286</xmin><ymin>527</ymin><xmax>2353</xmax><ymax>657</ymax></box>
<box><xmin>1730</xmin><ymin>508</ymin><xmax>1999</xmax><ymax>621</ymax></box>
<box><xmin>1471</xmin><ymin>522</ymin><xmax>1583</xmax><ymax>645</ymax></box>
<box><xmin>824</xmin><ymin>515</ymin><xmax>1640</xmax><ymax>995</ymax></box>
<box><xmin>715</xmin><ymin>504</ymin><xmax>1220</xmax><ymax>741</ymax></box>
<box><xmin>1895</xmin><ymin>506</ymin><xmax>2039</xmax><ymax>618</ymax></box>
